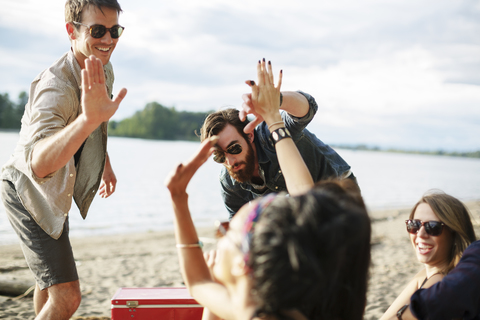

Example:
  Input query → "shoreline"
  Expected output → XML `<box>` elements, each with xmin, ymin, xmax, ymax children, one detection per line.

<box><xmin>0</xmin><ymin>201</ymin><xmax>479</xmax><ymax>319</ymax></box>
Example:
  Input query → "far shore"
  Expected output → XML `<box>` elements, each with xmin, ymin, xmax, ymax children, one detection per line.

<box><xmin>1</xmin><ymin>129</ymin><xmax>478</xmax><ymax>159</ymax></box>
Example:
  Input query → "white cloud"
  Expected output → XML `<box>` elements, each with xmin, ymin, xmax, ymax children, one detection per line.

<box><xmin>1</xmin><ymin>0</ymin><xmax>65</xmax><ymax>37</ymax></box>
<box><xmin>1</xmin><ymin>0</ymin><xmax>479</xmax><ymax>151</ymax></box>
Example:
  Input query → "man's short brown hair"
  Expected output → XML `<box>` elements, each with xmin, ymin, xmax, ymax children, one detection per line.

<box><xmin>65</xmin><ymin>0</ymin><xmax>122</xmax><ymax>23</ymax></box>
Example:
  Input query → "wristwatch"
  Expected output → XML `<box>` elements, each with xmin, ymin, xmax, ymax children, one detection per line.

<box><xmin>397</xmin><ymin>304</ymin><xmax>409</xmax><ymax>319</ymax></box>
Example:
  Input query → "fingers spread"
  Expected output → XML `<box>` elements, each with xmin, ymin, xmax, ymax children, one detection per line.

<box><xmin>241</xmin><ymin>92</ymin><xmax>252</xmax><ymax>103</ymax></box>
<box><xmin>84</xmin><ymin>58</ymin><xmax>93</xmax><ymax>88</ymax></box>
<box><xmin>94</xmin><ymin>56</ymin><xmax>101</xmax><ymax>84</ymax></box>
<box><xmin>277</xmin><ymin>69</ymin><xmax>283</xmax><ymax>91</ymax></box>
<box><xmin>239</xmin><ymin>108</ymin><xmax>247</xmax><ymax>122</ymax></box>
<box><xmin>243</xmin><ymin>118</ymin><xmax>261</xmax><ymax>134</ymax></box>
<box><xmin>81</xmin><ymin>69</ymin><xmax>88</xmax><ymax>91</ymax></box>
<box><xmin>209</xmin><ymin>135</ymin><xmax>219</xmax><ymax>145</ymax></box>
<box><xmin>267</xmin><ymin>60</ymin><xmax>274</xmax><ymax>85</ymax></box>
<box><xmin>257</xmin><ymin>60</ymin><xmax>264</xmax><ymax>86</ymax></box>
<box><xmin>114</xmin><ymin>88</ymin><xmax>128</xmax><ymax>103</ymax></box>
<box><xmin>95</xmin><ymin>57</ymin><xmax>106</xmax><ymax>85</ymax></box>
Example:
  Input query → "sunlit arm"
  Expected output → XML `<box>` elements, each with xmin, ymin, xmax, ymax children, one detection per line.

<box><xmin>278</xmin><ymin>91</ymin><xmax>309</xmax><ymax>118</ymax></box>
<box><xmin>32</xmin><ymin>55</ymin><xmax>126</xmax><ymax>178</ymax></box>
<box><xmin>31</xmin><ymin>114</ymin><xmax>99</xmax><ymax>178</ymax></box>
<box><xmin>164</xmin><ymin>137</ymin><xmax>235</xmax><ymax>320</ymax></box>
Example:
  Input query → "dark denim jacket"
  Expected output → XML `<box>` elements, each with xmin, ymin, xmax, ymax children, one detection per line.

<box><xmin>219</xmin><ymin>91</ymin><xmax>351</xmax><ymax>218</ymax></box>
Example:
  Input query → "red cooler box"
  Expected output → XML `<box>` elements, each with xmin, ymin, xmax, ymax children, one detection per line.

<box><xmin>111</xmin><ymin>287</ymin><xmax>203</xmax><ymax>319</ymax></box>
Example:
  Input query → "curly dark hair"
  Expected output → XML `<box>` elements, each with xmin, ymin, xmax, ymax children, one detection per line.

<box><xmin>249</xmin><ymin>179</ymin><xmax>371</xmax><ymax>320</ymax></box>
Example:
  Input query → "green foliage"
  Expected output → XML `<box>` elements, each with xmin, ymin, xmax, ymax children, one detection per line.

<box><xmin>3</xmin><ymin>90</ymin><xmax>478</xmax><ymax>158</ymax></box>
<box><xmin>0</xmin><ymin>92</ymin><xmax>27</xmax><ymax>129</ymax></box>
<box><xmin>108</xmin><ymin>101</ymin><xmax>210</xmax><ymax>141</ymax></box>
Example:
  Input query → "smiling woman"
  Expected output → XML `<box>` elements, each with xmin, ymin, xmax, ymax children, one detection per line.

<box><xmin>380</xmin><ymin>190</ymin><xmax>477</xmax><ymax>320</ymax></box>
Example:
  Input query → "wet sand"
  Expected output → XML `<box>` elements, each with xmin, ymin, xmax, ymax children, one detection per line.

<box><xmin>1</xmin><ymin>201</ymin><xmax>479</xmax><ymax>320</ymax></box>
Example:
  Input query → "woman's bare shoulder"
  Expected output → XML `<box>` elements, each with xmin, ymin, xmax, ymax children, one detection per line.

<box><xmin>422</xmin><ymin>272</ymin><xmax>445</xmax><ymax>289</ymax></box>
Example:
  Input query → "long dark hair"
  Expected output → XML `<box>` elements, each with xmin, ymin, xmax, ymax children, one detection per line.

<box><xmin>249</xmin><ymin>179</ymin><xmax>371</xmax><ymax>320</ymax></box>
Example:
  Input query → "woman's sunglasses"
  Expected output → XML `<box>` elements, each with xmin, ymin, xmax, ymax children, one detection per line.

<box><xmin>213</xmin><ymin>143</ymin><xmax>242</xmax><ymax>163</ymax></box>
<box><xmin>73</xmin><ymin>22</ymin><xmax>125</xmax><ymax>39</ymax></box>
<box><xmin>405</xmin><ymin>219</ymin><xmax>445</xmax><ymax>236</ymax></box>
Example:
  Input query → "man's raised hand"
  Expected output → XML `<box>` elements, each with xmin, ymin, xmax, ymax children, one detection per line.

<box><xmin>81</xmin><ymin>55</ymin><xmax>127</xmax><ymax>127</ymax></box>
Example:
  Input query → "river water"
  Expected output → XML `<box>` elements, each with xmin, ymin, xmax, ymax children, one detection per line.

<box><xmin>1</xmin><ymin>131</ymin><xmax>479</xmax><ymax>244</ymax></box>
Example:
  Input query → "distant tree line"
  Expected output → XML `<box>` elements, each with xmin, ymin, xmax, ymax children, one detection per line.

<box><xmin>108</xmin><ymin>101</ymin><xmax>211</xmax><ymax>141</ymax></box>
<box><xmin>1</xmin><ymin>91</ymin><xmax>479</xmax><ymax>158</ymax></box>
<box><xmin>0</xmin><ymin>92</ymin><xmax>28</xmax><ymax>129</ymax></box>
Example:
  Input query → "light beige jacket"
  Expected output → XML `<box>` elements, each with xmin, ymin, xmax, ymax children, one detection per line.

<box><xmin>1</xmin><ymin>49</ymin><xmax>114</xmax><ymax>239</ymax></box>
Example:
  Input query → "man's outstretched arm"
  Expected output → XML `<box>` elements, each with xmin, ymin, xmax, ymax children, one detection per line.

<box><xmin>32</xmin><ymin>55</ymin><xmax>127</xmax><ymax>178</ymax></box>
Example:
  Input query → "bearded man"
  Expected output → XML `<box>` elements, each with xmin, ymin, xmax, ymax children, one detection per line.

<box><xmin>200</xmin><ymin>90</ymin><xmax>356</xmax><ymax>218</ymax></box>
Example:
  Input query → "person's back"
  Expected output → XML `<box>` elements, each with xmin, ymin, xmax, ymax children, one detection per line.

<box><xmin>250</xmin><ymin>179</ymin><xmax>371</xmax><ymax>320</ymax></box>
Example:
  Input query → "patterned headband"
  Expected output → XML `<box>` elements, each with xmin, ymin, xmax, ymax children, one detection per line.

<box><xmin>240</xmin><ymin>193</ymin><xmax>277</xmax><ymax>263</ymax></box>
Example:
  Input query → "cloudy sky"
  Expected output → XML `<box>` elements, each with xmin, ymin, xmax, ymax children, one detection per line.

<box><xmin>1</xmin><ymin>0</ymin><xmax>479</xmax><ymax>151</ymax></box>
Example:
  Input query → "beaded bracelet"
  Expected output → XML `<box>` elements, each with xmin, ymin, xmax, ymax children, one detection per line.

<box><xmin>176</xmin><ymin>241</ymin><xmax>203</xmax><ymax>249</ymax></box>
<box><xmin>268</xmin><ymin>121</ymin><xmax>284</xmax><ymax>132</ymax></box>
<box><xmin>270</xmin><ymin>127</ymin><xmax>292</xmax><ymax>146</ymax></box>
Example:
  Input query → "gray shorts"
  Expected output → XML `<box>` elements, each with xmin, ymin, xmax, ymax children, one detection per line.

<box><xmin>1</xmin><ymin>180</ymin><xmax>78</xmax><ymax>290</ymax></box>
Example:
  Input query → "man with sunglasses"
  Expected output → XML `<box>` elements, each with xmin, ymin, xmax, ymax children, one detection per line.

<box><xmin>0</xmin><ymin>1</ymin><xmax>126</xmax><ymax>319</ymax></box>
<box><xmin>200</xmin><ymin>85</ymin><xmax>355</xmax><ymax>218</ymax></box>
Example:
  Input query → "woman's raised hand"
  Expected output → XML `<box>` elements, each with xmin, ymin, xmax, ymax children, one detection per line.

<box><xmin>164</xmin><ymin>136</ymin><xmax>218</xmax><ymax>197</ymax></box>
<box><xmin>240</xmin><ymin>59</ymin><xmax>283</xmax><ymax>133</ymax></box>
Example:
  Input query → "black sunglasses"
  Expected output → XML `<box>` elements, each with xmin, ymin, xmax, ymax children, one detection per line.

<box><xmin>73</xmin><ymin>22</ymin><xmax>125</xmax><ymax>39</ymax></box>
<box><xmin>405</xmin><ymin>219</ymin><xmax>445</xmax><ymax>236</ymax></box>
<box><xmin>213</xmin><ymin>143</ymin><xmax>242</xmax><ymax>163</ymax></box>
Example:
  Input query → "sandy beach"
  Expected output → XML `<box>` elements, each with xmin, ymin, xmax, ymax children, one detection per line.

<box><xmin>1</xmin><ymin>201</ymin><xmax>479</xmax><ymax>320</ymax></box>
